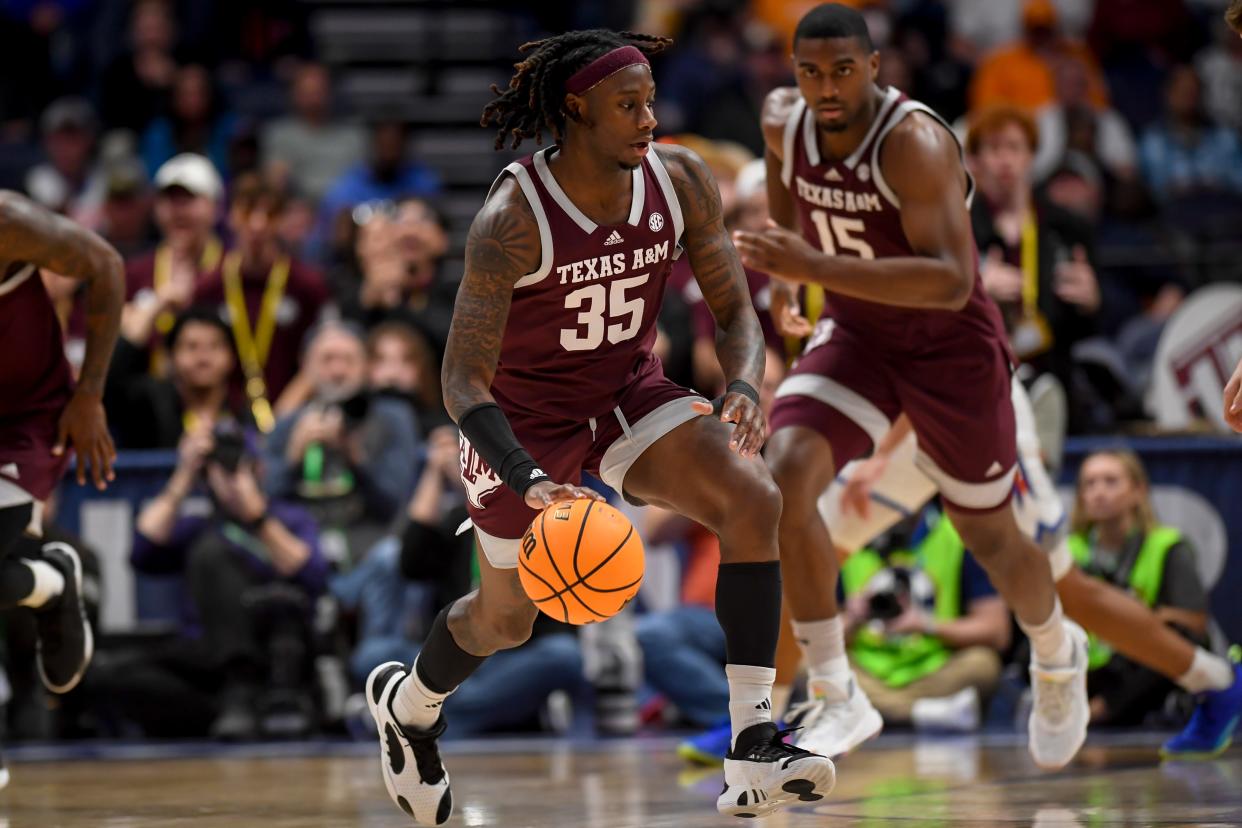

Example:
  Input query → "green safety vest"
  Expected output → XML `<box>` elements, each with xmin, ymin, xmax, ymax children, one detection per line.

<box><xmin>1068</xmin><ymin>525</ymin><xmax>1182</xmax><ymax>670</ymax></box>
<box><xmin>840</xmin><ymin>514</ymin><xmax>965</xmax><ymax>688</ymax></box>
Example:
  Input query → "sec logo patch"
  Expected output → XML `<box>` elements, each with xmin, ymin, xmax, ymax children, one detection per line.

<box><xmin>648</xmin><ymin>213</ymin><xmax>664</xmax><ymax>231</ymax></box>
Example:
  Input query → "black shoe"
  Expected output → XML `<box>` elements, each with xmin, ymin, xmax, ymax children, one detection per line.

<box><xmin>717</xmin><ymin>722</ymin><xmax>836</xmax><ymax>818</ymax></box>
<box><xmin>34</xmin><ymin>543</ymin><xmax>93</xmax><ymax>694</ymax></box>
<box><xmin>366</xmin><ymin>662</ymin><xmax>453</xmax><ymax>825</ymax></box>
<box><xmin>212</xmin><ymin>683</ymin><xmax>259</xmax><ymax>741</ymax></box>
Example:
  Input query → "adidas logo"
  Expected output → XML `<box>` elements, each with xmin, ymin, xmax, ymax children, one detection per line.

<box><xmin>425</xmin><ymin>701</ymin><xmax>443</xmax><ymax>709</ymax></box>
<box><xmin>530</xmin><ymin>468</ymin><xmax>546</xmax><ymax>479</ymax></box>
<box><xmin>754</xmin><ymin>698</ymin><xmax>771</xmax><ymax>711</ymax></box>
<box><xmin>604</xmin><ymin>230</ymin><xmax>624</xmax><ymax>246</ymax></box>
<box><xmin>0</xmin><ymin>462</ymin><xmax>17</xmax><ymax>480</ymax></box>
<box><xmin>824</xmin><ymin>167</ymin><xmax>843</xmax><ymax>182</ymax></box>
<box><xmin>986</xmin><ymin>461</ymin><xmax>1004</xmax><ymax>476</ymax></box>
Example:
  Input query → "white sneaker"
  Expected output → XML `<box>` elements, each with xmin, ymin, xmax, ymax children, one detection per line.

<box><xmin>911</xmin><ymin>686</ymin><xmax>981</xmax><ymax>732</ymax></box>
<box><xmin>366</xmin><ymin>662</ymin><xmax>453</xmax><ymax>825</ymax></box>
<box><xmin>717</xmin><ymin>722</ymin><xmax>836</xmax><ymax>819</ymax></box>
<box><xmin>787</xmin><ymin>673</ymin><xmax>884</xmax><ymax>758</ymax></box>
<box><xmin>1028</xmin><ymin>621</ymin><xmax>1089</xmax><ymax>770</ymax></box>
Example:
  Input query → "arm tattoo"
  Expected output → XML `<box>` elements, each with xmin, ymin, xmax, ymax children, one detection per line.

<box><xmin>442</xmin><ymin>186</ymin><xmax>541</xmax><ymax>421</ymax></box>
<box><xmin>0</xmin><ymin>190</ymin><xmax>123</xmax><ymax>395</ymax></box>
<box><xmin>660</xmin><ymin>148</ymin><xmax>765</xmax><ymax>389</ymax></box>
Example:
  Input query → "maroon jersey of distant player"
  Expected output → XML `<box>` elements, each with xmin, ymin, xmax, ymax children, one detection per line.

<box><xmin>488</xmin><ymin>146</ymin><xmax>685</xmax><ymax>422</ymax></box>
<box><xmin>0</xmin><ymin>263</ymin><xmax>73</xmax><ymax>498</ymax></box>
<box><xmin>780</xmin><ymin>86</ymin><xmax>1009</xmax><ymax>353</ymax></box>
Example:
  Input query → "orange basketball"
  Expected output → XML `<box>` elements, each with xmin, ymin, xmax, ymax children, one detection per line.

<box><xmin>518</xmin><ymin>499</ymin><xmax>644</xmax><ymax>625</ymax></box>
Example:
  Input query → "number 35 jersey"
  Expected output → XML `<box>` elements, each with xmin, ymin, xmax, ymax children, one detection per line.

<box><xmin>486</xmin><ymin>145</ymin><xmax>685</xmax><ymax>422</ymax></box>
<box><xmin>781</xmin><ymin>86</ymin><xmax>1008</xmax><ymax>354</ymax></box>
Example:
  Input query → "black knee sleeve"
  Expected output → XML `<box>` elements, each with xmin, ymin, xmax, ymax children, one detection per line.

<box><xmin>414</xmin><ymin>603</ymin><xmax>487</xmax><ymax>694</ymax></box>
<box><xmin>715</xmin><ymin>561</ymin><xmax>781</xmax><ymax>668</ymax></box>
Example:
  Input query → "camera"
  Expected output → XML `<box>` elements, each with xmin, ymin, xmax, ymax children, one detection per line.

<box><xmin>206</xmin><ymin>421</ymin><xmax>250</xmax><ymax>473</ymax></box>
<box><xmin>866</xmin><ymin>566</ymin><xmax>913</xmax><ymax>622</ymax></box>
<box><xmin>337</xmin><ymin>390</ymin><xmax>371</xmax><ymax>426</ymax></box>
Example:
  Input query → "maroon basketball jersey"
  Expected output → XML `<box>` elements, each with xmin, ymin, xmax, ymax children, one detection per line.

<box><xmin>486</xmin><ymin>146</ymin><xmax>685</xmax><ymax>421</ymax></box>
<box><xmin>0</xmin><ymin>264</ymin><xmax>73</xmax><ymax>418</ymax></box>
<box><xmin>780</xmin><ymin>86</ymin><xmax>1009</xmax><ymax>352</ymax></box>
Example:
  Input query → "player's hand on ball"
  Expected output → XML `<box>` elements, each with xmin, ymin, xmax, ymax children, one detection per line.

<box><xmin>524</xmin><ymin>480</ymin><xmax>605</xmax><ymax>510</ymax></box>
<box><xmin>692</xmin><ymin>394</ymin><xmax>768</xmax><ymax>458</ymax></box>
<box><xmin>732</xmin><ymin>220</ymin><xmax>821</xmax><ymax>284</ymax></box>
<box><xmin>769</xmin><ymin>277</ymin><xmax>813</xmax><ymax>338</ymax></box>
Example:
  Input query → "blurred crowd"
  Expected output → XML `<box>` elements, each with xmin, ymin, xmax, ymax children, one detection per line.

<box><xmin>0</xmin><ymin>0</ymin><xmax>1237</xmax><ymax>744</ymax></box>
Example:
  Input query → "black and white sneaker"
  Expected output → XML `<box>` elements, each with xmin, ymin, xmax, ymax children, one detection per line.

<box><xmin>366</xmin><ymin>662</ymin><xmax>452</xmax><ymax>825</ymax></box>
<box><xmin>716</xmin><ymin>722</ymin><xmax>836</xmax><ymax>819</ymax></box>
<box><xmin>0</xmin><ymin>747</ymin><xmax>9</xmax><ymax>791</ymax></box>
<box><xmin>34</xmin><ymin>542</ymin><xmax>93</xmax><ymax>694</ymax></box>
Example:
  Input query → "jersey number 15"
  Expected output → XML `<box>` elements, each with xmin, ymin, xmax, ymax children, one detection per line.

<box><xmin>810</xmin><ymin>211</ymin><xmax>875</xmax><ymax>259</ymax></box>
<box><xmin>560</xmin><ymin>273</ymin><xmax>649</xmax><ymax>352</ymax></box>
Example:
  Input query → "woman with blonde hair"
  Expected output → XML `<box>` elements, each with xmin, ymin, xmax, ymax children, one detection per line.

<box><xmin>1068</xmin><ymin>449</ymin><xmax>1216</xmax><ymax>728</ymax></box>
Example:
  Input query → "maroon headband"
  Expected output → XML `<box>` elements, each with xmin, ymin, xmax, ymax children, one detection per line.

<box><xmin>565</xmin><ymin>45</ymin><xmax>650</xmax><ymax>95</ymax></box>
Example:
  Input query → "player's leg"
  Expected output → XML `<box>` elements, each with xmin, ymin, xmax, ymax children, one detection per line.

<box><xmin>367</xmin><ymin>536</ymin><xmax>535</xmax><ymax>826</ymax></box>
<box><xmin>621</xmin><ymin>411</ymin><xmax>835</xmax><ymax>818</ymax></box>
<box><xmin>0</xmin><ymin>486</ymin><xmax>92</xmax><ymax>694</ymax></box>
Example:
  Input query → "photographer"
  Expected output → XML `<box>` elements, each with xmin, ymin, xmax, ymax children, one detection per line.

<box><xmin>118</xmin><ymin>420</ymin><xmax>327</xmax><ymax>739</ymax></box>
<box><xmin>835</xmin><ymin>505</ymin><xmax>1010</xmax><ymax>732</ymax></box>
<box><xmin>263</xmin><ymin>321</ymin><xmax>420</xmax><ymax>561</ymax></box>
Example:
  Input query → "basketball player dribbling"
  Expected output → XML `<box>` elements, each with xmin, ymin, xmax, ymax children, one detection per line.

<box><xmin>365</xmin><ymin>30</ymin><xmax>835</xmax><ymax>824</ymax></box>
<box><xmin>0</xmin><ymin>190</ymin><xmax>123</xmax><ymax>785</ymax></box>
<box><xmin>731</xmin><ymin>4</ymin><xmax>1091</xmax><ymax>770</ymax></box>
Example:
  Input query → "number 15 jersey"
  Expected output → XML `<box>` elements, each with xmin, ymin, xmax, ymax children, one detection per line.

<box><xmin>781</xmin><ymin>86</ymin><xmax>1008</xmax><ymax>354</ymax></box>
<box><xmin>486</xmin><ymin>146</ymin><xmax>685</xmax><ymax>422</ymax></box>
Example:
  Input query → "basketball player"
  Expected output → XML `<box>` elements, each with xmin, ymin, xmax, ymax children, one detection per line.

<box><xmin>731</xmin><ymin>4</ymin><xmax>1088</xmax><ymax>770</ymax></box>
<box><xmin>0</xmin><ymin>191</ymin><xmax>123</xmax><ymax>770</ymax></box>
<box><xmin>365</xmin><ymin>30</ymin><xmax>835</xmax><ymax>824</ymax></box>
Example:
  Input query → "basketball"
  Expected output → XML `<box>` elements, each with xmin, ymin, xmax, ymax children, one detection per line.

<box><xmin>518</xmin><ymin>499</ymin><xmax>644</xmax><ymax>625</ymax></box>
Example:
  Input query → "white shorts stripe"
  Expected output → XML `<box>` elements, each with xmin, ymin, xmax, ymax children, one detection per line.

<box><xmin>774</xmin><ymin>373</ymin><xmax>892</xmax><ymax>448</ymax></box>
<box><xmin>598</xmin><ymin>395</ymin><xmax>708</xmax><ymax>498</ymax></box>
<box><xmin>914</xmin><ymin>449</ymin><xmax>1016</xmax><ymax>512</ymax></box>
<box><xmin>473</xmin><ymin>523</ymin><xmax>524</xmax><ymax>570</ymax></box>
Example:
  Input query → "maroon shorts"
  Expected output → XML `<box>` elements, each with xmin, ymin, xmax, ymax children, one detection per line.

<box><xmin>0</xmin><ymin>408</ymin><xmax>69</xmax><ymax>503</ymax></box>
<box><xmin>460</xmin><ymin>373</ymin><xmax>705</xmax><ymax>569</ymax></box>
<box><xmin>769</xmin><ymin>320</ymin><xmax>1017</xmax><ymax>513</ymax></box>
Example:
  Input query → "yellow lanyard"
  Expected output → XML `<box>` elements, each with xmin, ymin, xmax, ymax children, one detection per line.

<box><xmin>783</xmin><ymin>284</ymin><xmax>826</xmax><ymax>365</ymax></box>
<box><xmin>222</xmin><ymin>251</ymin><xmax>289</xmax><ymax>433</ymax></box>
<box><xmin>1019</xmin><ymin>211</ymin><xmax>1039</xmax><ymax>316</ymax></box>
<box><xmin>149</xmin><ymin>237</ymin><xmax>222</xmax><ymax>376</ymax></box>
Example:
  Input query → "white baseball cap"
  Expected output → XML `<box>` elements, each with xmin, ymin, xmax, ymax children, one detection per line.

<box><xmin>154</xmin><ymin>153</ymin><xmax>223</xmax><ymax>201</ymax></box>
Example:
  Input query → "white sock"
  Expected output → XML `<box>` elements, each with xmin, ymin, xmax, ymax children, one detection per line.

<box><xmin>1018</xmin><ymin>598</ymin><xmax>1073</xmax><ymax>668</ymax></box>
<box><xmin>771</xmin><ymin>683</ymin><xmax>792</xmax><ymax>720</ymax></box>
<box><xmin>16</xmin><ymin>559</ymin><xmax>64</xmax><ymax>609</ymax></box>
<box><xmin>726</xmin><ymin>664</ymin><xmax>776</xmax><ymax>750</ymax></box>
<box><xmin>1177</xmin><ymin>647</ymin><xmax>1235</xmax><ymax>694</ymax></box>
<box><xmin>791</xmin><ymin>616</ymin><xmax>850</xmax><ymax>696</ymax></box>
<box><xmin>391</xmin><ymin>657</ymin><xmax>451</xmax><ymax>730</ymax></box>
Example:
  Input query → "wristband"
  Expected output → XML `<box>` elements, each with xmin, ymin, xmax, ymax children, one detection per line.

<box><xmin>710</xmin><ymin>379</ymin><xmax>761</xmax><ymax>415</ymax></box>
<box><xmin>458</xmin><ymin>403</ymin><xmax>552</xmax><ymax>497</ymax></box>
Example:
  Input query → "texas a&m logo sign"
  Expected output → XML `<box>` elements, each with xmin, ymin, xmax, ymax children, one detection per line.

<box><xmin>459</xmin><ymin>434</ymin><xmax>502</xmax><ymax>508</ymax></box>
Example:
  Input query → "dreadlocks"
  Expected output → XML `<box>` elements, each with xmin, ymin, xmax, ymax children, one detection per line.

<box><xmin>480</xmin><ymin>29</ymin><xmax>672</xmax><ymax>151</ymax></box>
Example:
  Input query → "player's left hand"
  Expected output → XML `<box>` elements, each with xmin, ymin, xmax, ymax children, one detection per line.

<box><xmin>53</xmin><ymin>390</ymin><xmax>116</xmax><ymax>490</ymax></box>
<box><xmin>1224</xmin><ymin>356</ymin><xmax>1242</xmax><ymax>433</ymax></box>
<box><xmin>692</xmin><ymin>393</ymin><xmax>767</xmax><ymax>458</ymax></box>
<box><xmin>732</xmin><ymin>221</ymin><xmax>822</xmax><ymax>284</ymax></box>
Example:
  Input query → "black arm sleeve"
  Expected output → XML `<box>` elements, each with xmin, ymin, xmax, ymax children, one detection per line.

<box><xmin>457</xmin><ymin>402</ymin><xmax>550</xmax><ymax>497</ymax></box>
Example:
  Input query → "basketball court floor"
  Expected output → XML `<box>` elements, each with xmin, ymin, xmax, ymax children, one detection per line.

<box><xmin>1</xmin><ymin>733</ymin><xmax>1239</xmax><ymax>826</ymax></box>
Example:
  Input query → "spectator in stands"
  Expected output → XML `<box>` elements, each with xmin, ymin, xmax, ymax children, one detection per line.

<box><xmin>1196</xmin><ymin>17</ymin><xmax>1242</xmax><ymax>135</ymax></box>
<box><xmin>97</xmin><ymin>155</ymin><xmax>157</xmax><ymax>260</ymax></box>
<box><xmin>312</xmin><ymin>120</ymin><xmax>442</xmax><ymax>262</ymax></box>
<box><xmin>193</xmin><ymin>174</ymin><xmax>329</xmax><ymax>415</ymax></box>
<box><xmin>969</xmin><ymin>0</ymin><xmax>1108</xmax><ymax>114</ymax></box>
<box><xmin>24</xmin><ymin>98</ymin><xmax>105</xmax><ymax>229</ymax></box>
<box><xmin>367</xmin><ymin>320</ymin><xmax>449</xmax><ymax>433</ymax></box>
<box><xmin>141</xmin><ymin>64</ymin><xmax>237</xmax><ymax>178</ymax></box>
<box><xmin>835</xmin><ymin>506</ymin><xmax>1011</xmax><ymax>732</ymax></box>
<box><xmin>121</xmin><ymin>153</ymin><xmax>223</xmax><ymax>377</ymax></box>
<box><xmin>264</xmin><ymin>321</ymin><xmax>420</xmax><ymax>561</ymax></box>
<box><xmin>1033</xmin><ymin>59</ymin><xmax>1137</xmax><ymax>184</ymax></box>
<box><xmin>1069</xmin><ymin>449</ymin><xmax>1212</xmax><ymax>726</ymax></box>
<box><xmin>261</xmin><ymin>62</ymin><xmax>365</xmax><ymax>205</ymax></box>
<box><xmin>129</xmin><ymin>421</ymin><xmax>328</xmax><ymax>739</ymax></box>
<box><xmin>106</xmin><ymin>307</ymin><xmax>248</xmax><ymax>449</ymax></box>
<box><xmin>1139</xmin><ymin>64</ymin><xmax>1242</xmax><ymax>204</ymax></box>
<box><xmin>967</xmin><ymin>107</ymin><xmax>1101</xmax><ymax>424</ymax></box>
<box><xmin>335</xmin><ymin>197</ymin><xmax>456</xmax><ymax>350</ymax></box>
<box><xmin>99</xmin><ymin>0</ymin><xmax>178</xmax><ymax>135</ymax></box>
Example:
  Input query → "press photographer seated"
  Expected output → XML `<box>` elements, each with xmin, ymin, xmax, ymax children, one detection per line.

<box><xmin>263</xmin><ymin>321</ymin><xmax>420</xmax><ymax>560</ymax></box>
<box><xmin>106</xmin><ymin>421</ymin><xmax>329</xmax><ymax>740</ymax></box>
<box><xmin>836</xmin><ymin>505</ymin><xmax>1011</xmax><ymax>732</ymax></box>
